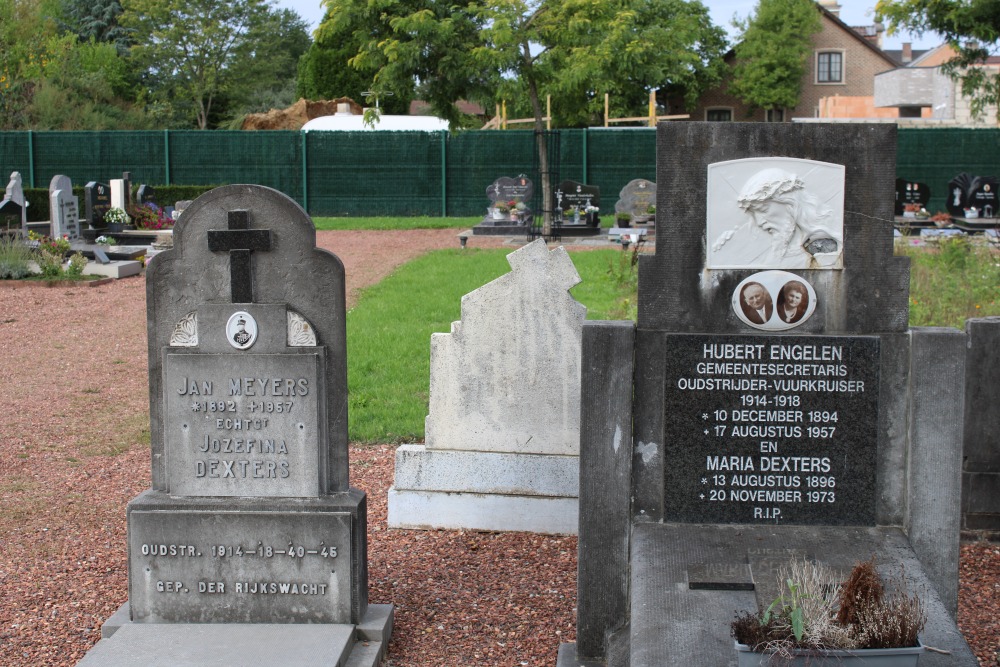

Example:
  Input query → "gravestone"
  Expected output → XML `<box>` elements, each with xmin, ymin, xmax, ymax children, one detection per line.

<box><xmin>388</xmin><ymin>239</ymin><xmax>585</xmax><ymax>534</ymax></box>
<box><xmin>554</xmin><ymin>180</ymin><xmax>600</xmax><ymax>220</ymax></box>
<box><xmin>614</xmin><ymin>178</ymin><xmax>657</xmax><ymax>222</ymax></box>
<box><xmin>1</xmin><ymin>171</ymin><xmax>28</xmax><ymax>235</ymax></box>
<box><xmin>173</xmin><ymin>199</ymin><xmax>193</xmax><ymax>221</ymax></box>
<box><xmin>946</xmin><ymin>172</ymin><xmax>998</xmax><ymax>219</ymax></box>
<box><xmin>84</xmin><ymin>181</ymin><xmax>111</xmax><ymax>230</ymax></box>
<box><xmin>78</xmin><ymin>185</ymin><xmax>391</xmax><ymax>667</ymax></box>
<box><xmin>110</xmin><ymin>171</ymin><xmax>132</xmax><ymax>211</ymax></box>
<box><xmin>49</xmin><ymin>175</ymin><xmax>81</xmax><ymax>240</ymax></box>
<box><xmin>557</xmin><ymin>123</ymin><xmax>976</xmax><ymax>666</ymax></box>
<box><xmin>473</xmin><ymin>175</ymin><xmax>534</xmax><ymax>235</ymax></box>
<box><xmin>894</xmin><ymin>177</ymin><xmax>930</xmax><ymax>216</ymax></box>
<box><xmin>137</xmin><ymin>184</ymin><xmax>157</xmax><ymax>207</ymax></box>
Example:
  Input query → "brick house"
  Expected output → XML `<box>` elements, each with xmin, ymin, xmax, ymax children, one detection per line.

<box><xmin>678</xmin><ymin>0</ymin><xmax>900</xmax><ymax>122</ymax></box>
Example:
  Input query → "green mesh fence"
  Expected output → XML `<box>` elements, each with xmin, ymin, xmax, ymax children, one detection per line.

<box><xmin>896</xmin><ymin>128</ymin><xmax>999</xmax><ymax>214</ymax></box>
<box><xmin>1</xmin><ymin>128</ymin><xmax>997</xmax><ymax>217</ymax></box>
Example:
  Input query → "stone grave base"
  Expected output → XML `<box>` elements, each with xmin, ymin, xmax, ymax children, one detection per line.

<box><xmin>77</xmin><ymin>603</ymin><xmax>393</xmax><ymax>667</ymax></box>
<box><xmin>472</xmin><ymin>220</ymin><xmax>530</xmax><ymax>236</ymax></box>
<box><xmin>84</xmin><ymin>260</ymin><xmax>142</xmax><ymax>278</ymax></box>
<box><xmin>387</xmin><ymin>444</ymin><xmax>578</xmax><ymax>534</ymax></box>
<box><xmin>557</xmin><ymin>524</ymin><xmax>977</xmax><ymax>667</ymax></box>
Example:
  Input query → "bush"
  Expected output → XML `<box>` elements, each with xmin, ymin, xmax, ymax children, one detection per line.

<box><xmin>0</xmin><ymin>235</ymin><xmax>33</xmax><ymax>279</ymax></box>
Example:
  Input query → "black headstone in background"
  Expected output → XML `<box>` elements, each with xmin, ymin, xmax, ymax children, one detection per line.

<box><xmin>894</xmin><ymin>177</ymin><xmax>931</xmax><ymax>216</ymax></box>
<box><xmin>0</xmin><ymin>199</ymin><xmax>24</xmax><ymax>232</ymax></box>
<box><xmin>486</xmin><ymin>175</ymin><xmax>533</xmax><ymax>205</ymax></box>
<box><xmin>85</xmin><ymin>181</ymin><xmax>111</xmax><ymax>228</ymax></box>
<box><xmin>554</xmin><ymin>180</ymin><xmax>600</xmax><ymax>212</ymax></box>
<box><xmin>969</xmin><ymin>177</ymin><xmax>998</xmax><ymax>219</ymax></box>
<box><xmin>137</xmin><ymin>184</ymin><xmax>157</xmax><ymax>207</ymax></box>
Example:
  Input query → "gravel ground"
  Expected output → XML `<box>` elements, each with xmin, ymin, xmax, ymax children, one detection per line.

<box><xmin>0</xmin><ymin>229</ymin><xmax>997</xmax><ymax>666</ymax></box>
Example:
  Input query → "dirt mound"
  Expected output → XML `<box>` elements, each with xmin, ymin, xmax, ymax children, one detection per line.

<box><xmin>241</xmin><ymin>97</ymin><xmax>363</xmax><ymax>130</ymax></box>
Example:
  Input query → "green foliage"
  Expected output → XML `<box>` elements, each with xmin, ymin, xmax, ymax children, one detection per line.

<box><xmin>0</xmin><ymin>235</ymin><xmax>33</xmax><ymax>279</ymax></box>
<box><xmin>122</xmin><ymin>0</ymin><xmax>309</xmax><ymax>128</ymax></box>
<box><xmin>60</xmin><ymin>0</ymin><xmax>132</xmax><ymax>54</ymax></box>
<box><xmin>900</xmin><ymin>239</ymin><xmax>1000</xmax><ymax>328</ymax></box>
<box><xmin>729</xmin><ymin>0</ymin><xmax>822</xmax><ymax>113</ymax></box>
<box><xmin>876</xmin><ymin>0</ymin><xmax>999</xmax><ymax>121</ymax></box>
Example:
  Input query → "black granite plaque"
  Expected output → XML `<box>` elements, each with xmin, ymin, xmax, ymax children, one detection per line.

<box><xmin>969</xmin><ymin>177</ymin><xmax>998</xmax><ymax>218</ymax></box>
<box><xmin>663</xmin><ymin>333</ymin><xmax>879</xmax><ymax>525</ymax></box>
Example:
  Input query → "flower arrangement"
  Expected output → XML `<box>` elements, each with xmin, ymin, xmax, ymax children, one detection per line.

<box><xmin>731</xmin><ymin>557</ymin><xmax>926</xmax><ymax>660</ymax></box>
<box><xmin>515</xmin><ymin>201</ymin><xmax>528</xmax><ymax>212</ymax></box>
<box><xmin>103</xmin><ymin>207</ymin><xmax>130</xmax><ymax>226</ymax></box>
<box><xmin>129</xmin><ymin>202</ymin><xmax>174</xmax><ymax>231</ymax></box>
<box><xmin>495</xmin><ymin>199</ymin><xmax>518</xmax><ymax>213</ymax></box>
<box><xmin>584</xmin><ymin>204</ymin><xmax>599</xmax><ymax>214</ymax></box>
<box><xmin>95</xmin><ymin>235</ymin><xmax>118</xmax><ymax>246</ymax></box>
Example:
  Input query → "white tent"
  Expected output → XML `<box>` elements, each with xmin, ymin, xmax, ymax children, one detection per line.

<box><xmin>302</xmin><ymin>114</ymin><xmax>450</xmax><ymax>132</ymax></box>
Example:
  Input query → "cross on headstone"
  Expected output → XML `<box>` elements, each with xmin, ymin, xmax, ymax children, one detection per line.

<box><xmin>207</xmin><ymin>210</ymin><xmax>272</xmax><ymax>303</ymax></box>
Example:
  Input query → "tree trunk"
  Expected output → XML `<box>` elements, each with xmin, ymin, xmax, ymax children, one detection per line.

<box><xmin>522</xmin><ymin>43</ymin><xmax>551</xmax><ymax>236</ymax></box>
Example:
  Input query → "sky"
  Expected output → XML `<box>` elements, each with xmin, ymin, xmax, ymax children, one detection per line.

<box><xmin>273</xmin><ymin>0</ymin><xmax>941</xmax><ymax>52</ymax></box>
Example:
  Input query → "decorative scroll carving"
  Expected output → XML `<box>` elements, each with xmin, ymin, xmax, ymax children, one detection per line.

<box><xmin>287</xmin><ymin>310</ymin><xmax>317</xmax><ymax>347</ymax></box>
<box><xmin>170</xmin><ymin>311</ymin><xmax>198</xmax><ymax>347</ymax></box>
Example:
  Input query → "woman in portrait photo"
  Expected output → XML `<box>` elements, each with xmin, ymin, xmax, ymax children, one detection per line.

<box><xmin>777</xmin><ymin>280</ymin><xmax>809</xmax><ymax>324</ymax></box>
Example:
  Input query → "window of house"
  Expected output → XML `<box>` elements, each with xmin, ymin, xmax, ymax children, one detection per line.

<box><xmin>765</xmin><ymin>108</ymin><xmax>785</xmax><ymax>122</ymax></box>
<box><xmin>817</xmin><ymin>51</ymin><xmax>844</xmax><ymax>83</ymax></box>
<box><xmin>705</xmin><ymin>108</ymin><xmax>732</xmax><ymax>121</ymax></box>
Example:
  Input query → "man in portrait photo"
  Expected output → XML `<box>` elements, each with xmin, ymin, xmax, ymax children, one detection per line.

<box><xmin>740</xmin><ymin>282</ymin><xmax>773</xmax><ymax>325</ymax></box>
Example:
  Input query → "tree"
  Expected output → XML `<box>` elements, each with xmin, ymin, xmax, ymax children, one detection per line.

<box><xmin>728</xmin><ymin>0</ymin><xmax>822</xmax><ymax>115</ymax></box>
<box><xmin>875</xmin><ymin>0</ymin><xmax>1000</xmax><ymax>121</ymax></box>
<box><xmin>318</xmin><ymin>0</ymin><xmax>727</xmax><ymax>232</ymax></box>
<box><xmin>61</xmin><ymin>0</ymin><xmax>133</xmax><ymax>55</ymax></box>
<box><xmin>121</xmin><ymin>0</ymin><xmax>306</xmax><ymax>129</ymax></box>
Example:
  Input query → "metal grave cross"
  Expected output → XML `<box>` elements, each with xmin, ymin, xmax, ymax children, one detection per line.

<box><xmin>207</xmin><ymin>209</ymin><xmax>272</xmax><ymax>303</ymax></box>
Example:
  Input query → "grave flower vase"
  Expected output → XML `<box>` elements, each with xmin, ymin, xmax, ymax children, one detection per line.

<box><xmin>735</xmin><ymin>641</ymin><xmax>925</xmax><ymax>667</ymax></box>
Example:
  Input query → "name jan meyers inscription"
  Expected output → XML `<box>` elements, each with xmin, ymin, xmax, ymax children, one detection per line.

<box><xmin>663</xmin><ymin>334</ymin><xmax>879</xmax><ymax>525</ymax></box>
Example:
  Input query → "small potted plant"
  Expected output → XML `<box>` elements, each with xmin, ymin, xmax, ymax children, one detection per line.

<box><xmin>104</xmin><ymin>207</ymin><xmax>131</xmax><ymax>232</ymax></box>
<box><xmin>492</xmin><ymin>200</ymin><xmax>510</xmax><ymax>219</ymax></box>
<box><xmin>616</xmin><ymin>211</ymin><xmax>632</xmax><ymax>228</ymax></box>
<box><xmin>731</xmin><ymin>557</ymin><xmax>926</xmax><ymax>666</ymax></box>
<box><xmin>930</xmin><ymin>211</ymin><xmax>952</xmax><ymax>228</ymax></box>
<box><xmin>513</xmin><ymin>201</ymin><xmax>528</xmax><ymax>223</ymax></box>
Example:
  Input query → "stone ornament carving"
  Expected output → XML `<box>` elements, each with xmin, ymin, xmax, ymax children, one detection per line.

<box><xmin>169</xmin><ymin>311</ymin><xmax>198</xmax><ymax>347</ymax></box>
<box><xmin>287</xmin><ymin>310</ymin><xmax>317</xmax><ymax>347</ymax></box>
<box><xmin>707</xmin><ymin>158</ymin><xmax>844</xmax><ymax>270</ymax></box>
<box><xmin>732</xmin><ymin>271</ymin><xmax>817</xmax><ymax>331</ymax></box>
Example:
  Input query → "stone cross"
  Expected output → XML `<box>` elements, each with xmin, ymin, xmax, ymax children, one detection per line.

<box><xmin>207</xmin><ymin>209</ymin><xmax>272</xmax><ymax>303</ymax></box>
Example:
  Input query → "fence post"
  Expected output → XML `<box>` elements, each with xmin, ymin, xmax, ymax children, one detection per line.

<box><xmin>27</xmin><ymin>130</ymin><xmax>35</xmax><ymax>188</ymax></box>
<box><xmin>440</xmin><ymin>131</ymin><xmax>447</xmax><ymax>217</ymax></box>
<box><xmin>301</xmin><ymin>132</ymin><xmax>309</xmax><ymax>214</ymax></box>
<box><xmin>163</xmin><ymin>130</ymin><xmax>171</xmax><ymax>185</ymax></box>
<box><xmin>582</xmin><ymin>128</ymin><xmax>588</xmax><ymax>185</ymax></box>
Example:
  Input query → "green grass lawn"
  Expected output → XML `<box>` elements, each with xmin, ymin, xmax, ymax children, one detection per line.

<box><xmin>346</xmin><ymin>238</ymin><xmax>1000</xmax><ymax>443</ymax></box>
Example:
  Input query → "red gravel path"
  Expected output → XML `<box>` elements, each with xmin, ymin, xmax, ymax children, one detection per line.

<box><xmin>0</xmin><ymin>230</ymin><xmax>996</xmax><ymax>666</ymax></box>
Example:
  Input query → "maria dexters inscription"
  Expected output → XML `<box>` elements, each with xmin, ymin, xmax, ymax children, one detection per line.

<box><xmin>663</xmin><ymin>333</ymin><xmax>879</xmax><ymax>525</ymax></box>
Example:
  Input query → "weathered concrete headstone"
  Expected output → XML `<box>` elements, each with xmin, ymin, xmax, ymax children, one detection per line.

<box><xmin>894</xmin><ymin>177</ymin><xmax>930</xmax><ymax>216</ymax></box>
<box><xmin>79</xmin><ymin>185</ymin><xmax>390</xmax><ymax>667</ymax></box>
<box><xmin>388</xmin><ymin>239</ymin><xmax>585</xmax><ymax>534</ymax></box>
<box><xmin>49</xmin><ymin>175</ymin><xmax>81</xmax><ymax>240</ymax></box>
<box><xmin>557</xmin><ymin>123</ymin><xmax>977</xmax><ymax>667</ymax></box>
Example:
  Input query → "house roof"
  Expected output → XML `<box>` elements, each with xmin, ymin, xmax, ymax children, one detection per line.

<box><xmin>815</xmin><ymin>4</ymin><xmax>901</xmax><ymax>68</ymax></box>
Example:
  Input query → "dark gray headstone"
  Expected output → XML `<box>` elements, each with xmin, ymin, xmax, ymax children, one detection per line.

<box><xmin>0</xmin><ymin>198</ymin><xmax>25</xmax><ymax>232</ymax></box>
<box><xmin>947</xmin><ymin>173</ymin><xmax>998</xmax><ymax>219</ymax></box>
<box><xmin>137</xmin><ymin>184</ymin><xmax>157</xmax><ymax>206</ymax></box>
<box><xmin>3</xmin><ymin>171</ymin><xmax>27</xmax><ymax>234</ymax></box>
<box><xmin>85</xmin><ymin>182</ymin><xmax>112</xmax><ymax>228</ymax></box>
<box><xmin>130</xmin><ymin>185</ymin><xmax>367</xmax><ymax>625</ymax></box>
